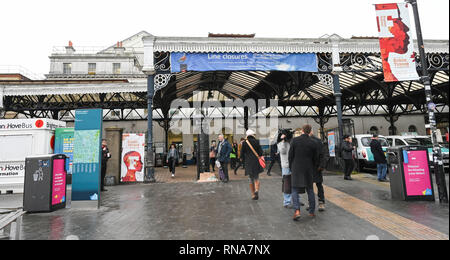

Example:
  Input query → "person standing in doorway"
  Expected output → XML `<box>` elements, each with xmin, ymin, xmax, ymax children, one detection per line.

<box><xmin>370</xmin><ymin>134</ymin><xmax>388</xmax><ymax>182</ymax></box>
<box><xmin>101</xmin><ymin>139</ymin><xmax>111</xmax><ymax>192</ymax></box>
<box><xmin>310</xmin><ymin>130</ymin><xmax>329</xmax><ymax>212</ymax></box>
<box><xmin>241</xmin><ymin>129</ymin><xmax>264</xmax><ymax>200</ymax></box>
<box><xmin>342</xmin><ymin>135</ymin><xmax>355</xmax><ymax>180</ymax></box>
<box><xmin>278</xmin><ymin>130</ymin><xmax>292</xmax><ymax>208</ymax></box>
<box><xmin>209</xmin><ymin>141</ymin><xmax>217</xmax><ymax>172</ymax></box>
<box><xmin>167</xmin><ymin>144</ymin><xmax>179</xmax><ymax>178</ymax></box>
<box><xmin>216</xmin><ymin>134</ymin><xmax>232</xmax><ymax>183</ymax></box>
<box><xmin>289</xmin><ymin>125</ymin><xmax>319</xmax><ymax>219</ymax></box>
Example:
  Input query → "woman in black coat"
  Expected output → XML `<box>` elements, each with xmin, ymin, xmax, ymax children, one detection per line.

<box><xmin>240</xmin><ymin>129</ymin><xmax>264</xmax><ymax>200</ymax></box>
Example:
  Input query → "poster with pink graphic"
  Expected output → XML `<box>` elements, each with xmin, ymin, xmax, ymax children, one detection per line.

<box><xmin>52</xmin><ymin>159</ymin><xmax>66</xmax><ymax>205</ymax></box>
<box><xmin>403</xmin><ymin>150</ymin><xmax>433</xmax><ymax>197</ymax></box>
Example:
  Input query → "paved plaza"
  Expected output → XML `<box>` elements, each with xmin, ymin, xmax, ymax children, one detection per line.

<box><xmin>0</xmin><ymin>167</ymin><xmax>448</xmax><ymax>240</ymax></box>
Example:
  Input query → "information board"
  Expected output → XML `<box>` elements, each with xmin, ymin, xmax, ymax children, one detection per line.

<box><xmin>72</xmin><ymin>109</ymin><xmax>103</xmax><ymax>205</ymax></box>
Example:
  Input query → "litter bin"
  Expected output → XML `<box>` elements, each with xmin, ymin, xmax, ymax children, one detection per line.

<box><xmin>23</xmin><ymin>154</ymin><xmax>67</xmax><ymax>212</ymax></box>
<box><xmin>387</xmin><ymin>146</ymin><xmax>435</xmax><ymax>201</ymax></box>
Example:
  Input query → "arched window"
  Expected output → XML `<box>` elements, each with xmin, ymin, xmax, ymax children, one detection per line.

<box><xmin>408</xmin><ymin>125</ymin><xmax>417</xmax><ymax>133</ymax></box>
<box><xmin>389</xmin><ymin>126</ymin><xmax>397</xmax><ymax>135</ymax></box>
<box><xmin>369</xmin><ymin>126</ymin><xmax>379</xmax><ymax>135</ymax></box>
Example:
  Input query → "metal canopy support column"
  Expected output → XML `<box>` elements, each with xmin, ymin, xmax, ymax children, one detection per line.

<box><xmin>143</xmin><ymin>35</ymin><xmax>157</xmax><ymax>183</ymax></box>
<box><xmin>331</xmin><ymin>37</ymin><xmax>345</xmax><ymax>152</ymax></box>
<box><xmin>145</xmin><ymin>74</ymin><xmax>156</xmax><ymax>183</ymax></box>
<box><xmin>408</xmin><ymin>0</ymin><xmax>448</xmax><ymax>203</ymax></box>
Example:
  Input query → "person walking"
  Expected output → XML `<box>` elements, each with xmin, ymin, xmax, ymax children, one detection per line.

<box><xmin>209</xmin><ymin>141</ymin><xmax>217</xmax><ymax>172</ymax></box>
<box><xmin>167</xmin><ymin>144</ymin><xmax>179</xmax><ymax>178</ymax></box>
<box><xmin>241</xmin><ymin>129</ymin><xmax>265</xmax><ymax>200</ymax></box>
<box><xmin>289</xmin><ymin>125</ymin><xmax>319</xmax><ymax>219</ymax></box>
<box><xmin>266</xmin><ymin>142</ymin><xmax>280</xmax><ymax>176</ymax></box>
<box><xmin>230</xmin><ymin>142</ymin><xmax>238</xmax><ymax>171</ymax></box>
<box><xmin>310</xmin><ymin>130</ymin><xmax>329</xmax><ymax>212</ymax></box>
<box><xmin>342</xmin><ymin>135</ymin><xmax>355</xmax><ymax>180</ymax></box>
<box><xmin>278</xmin><ymin>130</ymin><xmax>292</xmax><ymax>208</ymax></box>
<box><xmin>101</xmin><ymin>139</ymin><xmax>111</xmax><ymax>192</ymax></box>
<box><xmin>370</xmin><ymin>134</ymin><xmax>388</xmax><ymax>182</ymax></box>
<box><xmin>234</xmin><ymin>138</ymin><xmax>246</xmax><ymax>175</ymax></box>
<box><xmin>216</xmin><ymin>134</ymin><xmax>232</xmax><ymax>183</ymax></box>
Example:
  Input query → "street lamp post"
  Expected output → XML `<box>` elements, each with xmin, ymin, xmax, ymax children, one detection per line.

<box><xmin>406</xmin><ymin>0</ymin><xmax>448</xmax><ymax>203</ymax></box>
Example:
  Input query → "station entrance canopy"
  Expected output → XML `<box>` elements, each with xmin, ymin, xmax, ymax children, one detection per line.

<box><xmin>0</xmin><ymin>34</ymin><xmax>448</xmax><ymax>122</ymax></box>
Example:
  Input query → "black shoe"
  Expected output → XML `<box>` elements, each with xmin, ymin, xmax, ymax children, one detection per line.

<box><xmin>267</xmin><ymin>172</ymin><xmax>271</xmax><ymax>176</ymax></box>
<box><xmin>344</xmin><ymin>176</ymin><xmax>353</xmax><ymax>180</ymax></box>
<box><xmin>101</xmin><ymin>188</ymin><xmax>107</xmax><ymax>192</ymax></box>
<box><xmin>300</xmin><ymin>202</ymin><xmax>305</xmax><ymax>206</ymax></box>
<box><xmin>253</xmin><ymin>192</ymin><xmax>259</xmax><ymax>200</ymax></box>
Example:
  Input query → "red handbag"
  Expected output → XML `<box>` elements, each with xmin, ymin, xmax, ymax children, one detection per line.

<box><xmin>246</xmin><ymin>140</ymin><xmax>266</xmax><ymax>169</ymax></box>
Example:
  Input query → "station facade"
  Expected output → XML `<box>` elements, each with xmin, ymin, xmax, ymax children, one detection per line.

<box><xmin>0</xmin><ymin>31</ymin><xmax>448</xmax><ymax>175</ymax></box>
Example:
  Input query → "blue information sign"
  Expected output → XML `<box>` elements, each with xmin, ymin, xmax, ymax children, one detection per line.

<box><xmin>170</xmin><ymin>52</ymin><xmax>318</xmax><ymax>73</ymax></box>
<box><xmin>72</xmin><ymin>109</ymin><xmax>103</xmax><ymax>204</ymax></box>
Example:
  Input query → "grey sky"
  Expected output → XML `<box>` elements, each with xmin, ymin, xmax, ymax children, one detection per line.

<box><xmin>1</xmin><ymin>0</ymin><xmax>448</xmax><ymax>77</ymax></box>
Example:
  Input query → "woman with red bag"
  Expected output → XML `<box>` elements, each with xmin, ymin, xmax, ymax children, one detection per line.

<box><xmin>240</xmin><ymin>129</ymin><xmax>265</xmax><ymax>200</ymax></box>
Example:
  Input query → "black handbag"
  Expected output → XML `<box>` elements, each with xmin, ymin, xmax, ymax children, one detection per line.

<box><xmin>282</xmin><ymin>174</ymin><xmax>292</xmax><ymax>194</ymax></box>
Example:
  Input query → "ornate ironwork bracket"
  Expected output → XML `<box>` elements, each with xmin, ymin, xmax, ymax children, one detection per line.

<box><xmin>316</xmin><ymin>74</ymin><xmax>334</xmax><ymax>88</ymax></box>
<box><xmin>154</xmin><ymin>74</ymin><xmax>173</xmax><ymax>92</ymax></box>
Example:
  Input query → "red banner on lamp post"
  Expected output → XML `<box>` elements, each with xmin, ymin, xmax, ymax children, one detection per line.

<box><xmin>375</xmin><ymin>3</ymin><xmax>420</xmax><ymax>82</ymax></box>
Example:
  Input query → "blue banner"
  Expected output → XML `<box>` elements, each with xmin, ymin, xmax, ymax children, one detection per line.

<box><xmin>72</xmin><ymin>109</ymin><xmax>103</xmax><ymax>203</ymax></box>
<box><xmin>170</xmin><ymin>52</ymin><xmax>318</xmax><ymax>73</ymax></box>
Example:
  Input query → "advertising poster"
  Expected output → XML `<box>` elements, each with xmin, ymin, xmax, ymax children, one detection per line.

<box><xmin>55</xmin><ymin>128</ymin><xmax>74</xmax><ymax>175</ymax></box>
<box><xmin>375</xmin><ymin>3</ymin><xmax>419</xmax><ymax>82</ymax></box>
<box><xmin>121</xmin><ymin>133</ymin><xmax>145</xmax><ymax>182</ymax></box>
<box><xmin>51</xmin><ymin>158</ymin><xmax>66</xmax><ymax>205</ymax></box>
<box><xmin>170</xmin><ymin>52</ymin><xmax>318</xmax><ymax>73</ymax></box>
<box><xmin>72</xmin><ymin>109</ymin><xmax>103</xmax><ymax>203</ymax></box>
<box><xmin>328</xmin><ymin>132</ymin><xmax>336</xmax><ymax>157</ymax></box>
<box><xmin>403</xmin><ymin>150</ymin><xmax>433</xmax><ymax>196</ymax></box>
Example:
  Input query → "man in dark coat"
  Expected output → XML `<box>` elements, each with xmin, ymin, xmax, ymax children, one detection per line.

<box><xmin>289</xmin><ymin>124</ymin><xmax>319</xmax><ymax>220</ymax></box>
<box><xmin>216</xmin><ymin>134</ymin><xmax>232</xmax><ymax>183</ymax></box>
<box><xmin>370</xmin><ymin>134</ymin><xmax>388</xmax><ymax>182</ymax></box>
<box><xmin>341</xmin><ymin>135</ymin><xmax>355</xmax><ymax>180</ymax></box>
<box><xmin>310</xmin><ymin>131</ymin><xmax>329</xmax><ymax>212</ymax></box>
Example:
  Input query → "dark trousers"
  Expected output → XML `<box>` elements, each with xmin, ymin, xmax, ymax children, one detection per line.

<box><xmin>267</xmin><ymin>157</ymin><xmax>281</xmax><ymax>173</ymax></box>
<box><xmin>235</xmin><ymin>158</ymin><xmax>245</xmax><ymax>171</ymax></box>
<box><xmin>316</xmin><ymin>182</ymin><xmax>325</xmax><ymax>203</ymax></box>
<box><xmin>344</xmin><ymin>159</ymin><xmax>354</xmax><ymax>177</ymax></box>
<box><xmin>168</xmin><ymin>158</ymin><xmax>176</xmax><ymax>174</ymax></box>
<box><xmin>210</xmin><ymin>157</ymin><xmax>216</xmax><ymax>171</ymax></box>
<box><xmin>101</xmin><ymin>164</ymin><xmax>107</xmax><ymax>190</ymax></box>
<box><xmin>230</xmin><ymin>158</ymin><xmax>237</xmax><ymax>169</ymax></box>
<box><xmin>221</xmin><ymin>161</ymin><xmax>229</xmax><ymax>181</ymax></box>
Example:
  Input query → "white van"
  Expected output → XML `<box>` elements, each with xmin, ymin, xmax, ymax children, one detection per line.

<box><xmin>354</xmin><ymin>134</ymin><xmax>389</xmax><ymax>171</ymax></box>
<box><xmin>386</xmin><ymin>135</ymin><xmax>449</xmax><ymax>171</ymax></box>
<box><xmin>0</xmin><ymin>118</ymin><xmax>66</xmax><ymax>193</ymax></box>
